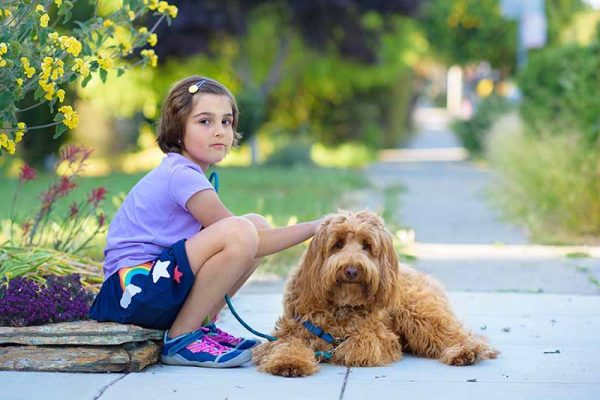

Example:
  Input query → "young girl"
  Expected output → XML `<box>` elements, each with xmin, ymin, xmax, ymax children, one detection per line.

<box><xmin>89</xmin><ymin>76</ymin><xmax>322</xmax><ymax>368</ymax></box>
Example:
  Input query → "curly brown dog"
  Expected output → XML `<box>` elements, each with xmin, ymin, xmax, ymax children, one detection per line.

<box><xmin>253</xmin><ymin>210</ymin><xmax>498</xmax><ymax>377</ymax></box>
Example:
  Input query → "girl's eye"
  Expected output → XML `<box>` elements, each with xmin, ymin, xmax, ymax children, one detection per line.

<box><xmin>362</xmin><ymin>242</ymin><xmax>371</xmax><ymax>252</ymax></box>
<box><xmin>222</xmin><ymin>119</ymin><xmax>232</xmax><ymax>126</ymax></box>
<box><xmin>199</xmin><ymin>119</ymin><xmax>210</xmax><ymax>125</ymax></box>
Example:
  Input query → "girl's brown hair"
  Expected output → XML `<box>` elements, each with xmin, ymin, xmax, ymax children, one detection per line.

<box><xmin>157</xmin><ymin>76</ymin><xmax>242</xmax><ymax>154</ymax></box>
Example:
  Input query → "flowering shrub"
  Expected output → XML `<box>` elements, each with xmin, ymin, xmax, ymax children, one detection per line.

<box><xmin>9</xmin><ymin>145</ymin><xmax>107</xmax><ymax>253</ymax></box>
<box><xmin>1</xmin><ymin>144</ymin><xmax>106</xmax><ymax>288</ymax></box>
<box><xmin>0</xmin><ymin>0</ymin><xmax>178</xmax><ymax>155</ymax></box>
<box><xmin>0</xmin><ymin>274</ymin><xmax>94</xmax><ymax>327</ymax></box>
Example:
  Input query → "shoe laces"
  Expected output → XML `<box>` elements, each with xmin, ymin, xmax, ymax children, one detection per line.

<box><xmin>203</xmin><ymin>325</ymin><xmax>241</xmax><ymax>345</ymax></box>
<box><xmin>186</xmin><ymin>335</ymin><xmax>232</xmax><ymax>356</ymax></box>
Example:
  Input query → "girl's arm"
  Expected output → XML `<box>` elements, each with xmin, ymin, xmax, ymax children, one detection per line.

<box><xmin>186</xmin><ymin>189</ymin><xmax>322</xmax><ymax>257</ymax></box>
<box><xmin>186</xmin><ymin>189</ymin><xmax>234</xmax><ymax>226</ymax></box>
<box><xmin>255</xmin><ymin>220</ymin><xmax>321</xmax><ymax>258</ymax></box>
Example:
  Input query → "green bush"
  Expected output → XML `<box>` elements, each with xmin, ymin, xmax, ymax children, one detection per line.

<box><xmin>263</xmin><ymin>142</ymin><xmax>314</xmax><ymax>168</ymax></box>
<box><xmin>451</xmin><ymin>95</ymin><xmax>511</xmax><ymax>155</ymax></box>
<box><xmin>487</xmin><ymin>127</ymin><xmax>600</xmax><ymax>244</ymax></box>
<box><xmin>518</xmin><ymin>43</ymin><xmax>600</xmax><ymax>144</ymax></box>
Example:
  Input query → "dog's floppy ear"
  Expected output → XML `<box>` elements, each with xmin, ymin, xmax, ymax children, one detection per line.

<box><xmin>283</xmin><ymin>217</ymin><xmax>333</xmax><ymax>317</ymax></box>
<box><xmin>374</xmin><ymin>222</ymin><xmax>399</xmax><ymax>307</ymax></box>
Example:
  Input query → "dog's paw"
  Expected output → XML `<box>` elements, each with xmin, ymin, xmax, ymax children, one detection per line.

<box><xmin>260</xmin><ymin>357</ymin><xmax>318</xmax><ymax>377</ymax></box>
<box><xmin>440</xmin><ymin>340</ymin><xmax>499</xmax><ymax>366</ymax></box>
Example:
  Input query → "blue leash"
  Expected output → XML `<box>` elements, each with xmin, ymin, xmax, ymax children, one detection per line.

<box><xmin>210</xmin><ymin>171</ymin><xmax>274</xmax><ymax>340</ymax></box>
<box><xmin>224</xmin><ymin>294</ymin><xmax>278</xmax><ymax>342</ymax></box>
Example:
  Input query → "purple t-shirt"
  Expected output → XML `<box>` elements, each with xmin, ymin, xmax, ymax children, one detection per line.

<box><xmin>103</xmin><ymin>153</ymin><xmax>214</xmax><ymax>278</ymax></box>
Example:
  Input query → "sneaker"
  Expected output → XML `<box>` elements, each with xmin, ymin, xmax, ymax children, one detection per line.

<box><xmin>160</xmin><ymin>329</ymin><xmax>251</xmax><ymax>368</ymax></box>
<box><xmin>203</xmin><ymin>323</ymin><xmax>261</xmax><ymax>350</ymax></box>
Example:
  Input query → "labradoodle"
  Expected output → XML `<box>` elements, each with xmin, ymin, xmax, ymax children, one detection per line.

<box><xmin>253</xmin><ymin>210</ymin><xmax>498</xmax><ymax>377</ymax></box>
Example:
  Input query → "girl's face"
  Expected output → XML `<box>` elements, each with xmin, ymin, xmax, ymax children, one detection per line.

<box><xmin>182</xmin><ymin>93</ymin><xmax>234</xmax><ymax>171</ymax></box>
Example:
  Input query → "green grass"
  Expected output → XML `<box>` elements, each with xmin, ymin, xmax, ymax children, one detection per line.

<box><xmin>1</xmin><ymin>165</ymin><xmax>368</xmax><ymax>276</ymax></box>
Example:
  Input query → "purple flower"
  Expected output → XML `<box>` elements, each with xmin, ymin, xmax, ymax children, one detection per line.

<box><xmin>0</xmin><ymin>275</ymin><xmax>93</xmax><ymax>327</ymax></box>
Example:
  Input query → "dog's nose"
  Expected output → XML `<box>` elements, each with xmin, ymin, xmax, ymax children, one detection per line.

<box><xmin>344</xmin><ymin>266</ymin><xmax>359</xmax><ymax>280</ymax></box>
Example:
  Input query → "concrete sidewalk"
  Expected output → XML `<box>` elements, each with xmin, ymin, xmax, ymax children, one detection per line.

<box><xmin>3</xmin><ymin>288</ymin><xmax>600</xmax><ymax>400</ymax></box>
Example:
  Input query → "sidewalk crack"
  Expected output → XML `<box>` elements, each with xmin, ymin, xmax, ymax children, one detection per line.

<box><xmin>338</xmin><ymin>367</ymin><xmax>351</xmax><ymax>400</ymax></box>
<box><xmin>93</xmin><ymin>373</ymin><xmax>128</xmax><ymax>400</ymax></box>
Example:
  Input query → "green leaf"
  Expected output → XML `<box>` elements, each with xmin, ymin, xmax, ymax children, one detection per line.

<box><xmin>34</xmin><ymin>87</ymin><xmax>44</xmax><ymax>101</ymax></box>
<box><xmin>99</xmin><ymin>68</ymin><xmax>108</xmax><ymax>83</ymax></box>
<box><xmin>117</xmin><ymin>68</ymin><xmax>125</xmax><ymax>77</ymax></box>
<box><xmin>0</xmin><ymin>91</ymin><xmax>12</xmax><ymax>111</ymax></box>
<box><xmin>54</xmin><ymin>123</ymin><xmax>67</xmax><ymax>139</ymax></box>
<box><xmin>81</xmin><ymin>75</ymin><xmax>92</xmax><ymax>87</ymax></box>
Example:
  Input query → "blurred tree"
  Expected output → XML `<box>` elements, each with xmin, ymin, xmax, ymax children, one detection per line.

<box><xmin>546</xmin><ymin>0</ymin><xmax>587</xmax><ymax>46</ymax></box>
<box><xmin>421</xmin><ymin>0</ymin><xmax>517</xmax><ymax>71</ymax></box>
<box><xmin>153</xmin><ymin>0</ymin><xmax>422</xmax><ymax>161</ymax></box>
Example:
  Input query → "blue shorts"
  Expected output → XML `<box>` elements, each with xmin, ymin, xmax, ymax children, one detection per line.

<box><xmin>89</xmin><ymin>239</ymin><xmax>194</xmax><ymax>330</ymax></box>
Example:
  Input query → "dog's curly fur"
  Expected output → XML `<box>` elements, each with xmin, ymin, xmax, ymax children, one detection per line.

<box><xmin>253</xmin><ymin>210</ymin><xmax>498</xmax><ymax>377</ymax></box>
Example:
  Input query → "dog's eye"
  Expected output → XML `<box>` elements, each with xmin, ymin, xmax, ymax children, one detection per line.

<box><xmin>333</xmin><ymin>240</ymin><xmax>344</xmax><ymax>250</ymax></box>
<box><xmin>362</xmin><ymin>242</ymin><xmax>372</xmax><ymax>252</ymax></box>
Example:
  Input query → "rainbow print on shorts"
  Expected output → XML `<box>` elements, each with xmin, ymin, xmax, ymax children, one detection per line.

<box><xmin>118</xmin><ymin>262</ymin><xmax>152</xmax><ymax>309</ymax></box>
<box><xmin>118</xmin><ymin>262</ymin><xmax>152</xmax><ymax>291</ymax></box>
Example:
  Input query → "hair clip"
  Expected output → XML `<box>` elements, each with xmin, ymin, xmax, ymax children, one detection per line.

<box><xmin>188</xmin><ymin>79</ymin><xmax>206</xmax><ymax>94</ymax></box>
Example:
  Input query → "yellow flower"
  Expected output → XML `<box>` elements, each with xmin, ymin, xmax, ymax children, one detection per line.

<box><xmin>121</xmin><ymin>41</ymin><xmax>133</xmax><ymax>56</ymax></box>
<box><xmin>146</xmin><ymin>0</ymin><xmax>160</xmax><ymax>11</ymax></box>
<box><xmin>6</xmin><ymin>140</ymin><xmax>16</xmax><ymax>154</ymax></box>
<box><xmin>16</xmin><ymin>78</ymin><xmax>23</xmax><ymax>86</ymax></box>
<box><xmin>97</xmin><ymin>54</ymin><xmax>113</xmax><ymax>70</ymax></box>
<box><xmin>138</xmin><ymin>27</ymin><xmax>148</xmax><ymax>34</ymax></box>
<box><xmin>157</xmin><ymin>1</ymin><xmax>169</xmax><ymax>13</ymax></box>
<box><xmin>15</xmin><ymin>131</ymin><xmax>24</xmax><ymax>143</ymax></box>
<box><xmin>103</xmin><ymin>19</ymin><xmax>114</xmax><ymax>28</ymax></box>
<box><xmin>57</xmin><ymin>89</ymin><xmax>65</xmax><ymax>103</ymax></box>
<box><xmin>39</xmin><ymin>79</ymin><xmax>56</xmax><ymax>100</ymax></box>
<box><xmin>0</xmin><ymin>9</ymin><xmax>13</xmax><ymax>18</ymax></box>
<box><xmin>55</xmin><ymin>0</ymin><xmax>63</xmax><ymax>7</ymax></box>
<box><xmin>140</xmin><ymin>49</ymin><xmax>158</xmax><ymax>67</ymax></box>
<box><xmin>15</xmin><ymin>123</ymin><xmax>26</xmax><ymax>143</ymax></box>
<box><xmin>21</xmin><ymin>57</ymin><xmax>36</xmax><ymax>78</ymax></box>
<box><xmin>0</xmin><ymin>60</ymin><xmax>6</xmax><ymax>68</ymax></box>
<box><xmin>41</xmin><ymin>57</ymin><xmax>64</xmax><ymax>81</ymax></box>
<box><xmin>40</xmin><ymin>13</ymin><xmax>49</xmax><ymax>28</ymax></box>
<box><xmin>72</xmin><ymin>58</ymin><xmax>90</xmax><ymax>77</ymax></box>
<box><xmin>0</xmin><ymin>42</ymin><xmax>7</xmax><ymax>54</ymax></box>
<box><xmin>58</xmin><ymin>106</ymin><xmax>79</xmax><ymax>129</ymax></box>
<box><xmin>36</xmin><ymin>5</ymin><xmax>45</xmax><ymax>12</ymax></box>
<box><xmin>58</xmin><ymin>36</ymin><xmax>82</xmax><ymax>57</ymax></box>
<box><xmin>166</xmin><ymin>5</ymin><xmax>178</xmax><ymax>18</ymax></box>
<box><xmin>128</xmin><ymin>10</ymin><xmax>136</xmax><ymax>21</ymax></box>
<box><xmin>0</xmin><ymin>133</ymin><xmax>16</xmax><ymax>154</ymax></box>
<box><xmin>147</xmin><ymin>33</ymin><xmax>157</xmax><ymax>47</ymax></box>
<box><xmin>48</xmin><ymin>32</ymin><xmax>59</xmax><ymax>42</ymax></box>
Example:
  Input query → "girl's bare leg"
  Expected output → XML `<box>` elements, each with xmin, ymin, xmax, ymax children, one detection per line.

<box><xmin>206</xmin><ymin>214</ymin><xmax>272</xmax><ymax>319</ymax></box>
<box><xmin>168</xmin><ymin>217</ymin><xmax>258</xmax><ymax>337</ymax></box>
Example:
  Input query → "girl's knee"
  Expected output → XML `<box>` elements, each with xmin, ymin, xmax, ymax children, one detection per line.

<box><xmin>243</xmin><ymin>213</ymin><xmax>272</xmax><ymax>230</ymax></box>
<box><xmin>223</xmin><ymin>216</ymin><xmax>258</xmax><ymax>254</ymax></box>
